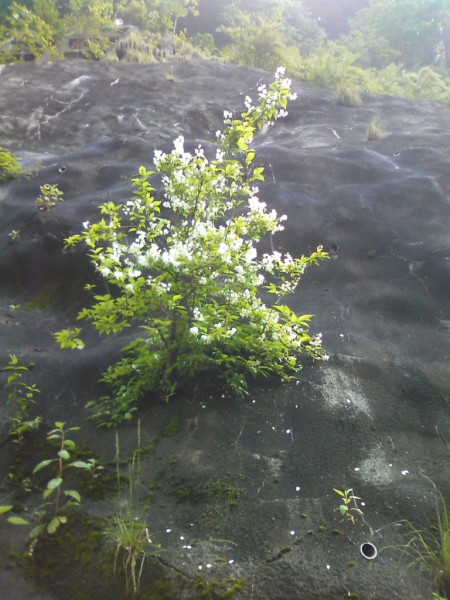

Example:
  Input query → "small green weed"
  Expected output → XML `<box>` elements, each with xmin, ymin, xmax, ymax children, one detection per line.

<box><xmin>334</xmin><ymin>488</ymin><xmax>364</xmax><ymax>538</ymax></box>
<box><xmin>36</xmin><ymin>183</ymin><xmax>64</xmax><ymax>210</ymax></box>
<box><xmin>1</xmin><ymin>355</ymin><xmax>42</xmax><ymax>447</ymax></box>
<box><xmin>105</xmin><ymin>512</ymin><xmax>153</xmax><ymax>596</ymax></box>
<box><xmin>400</xmin><ymin>492</ymin><xmax>450</xmax><ymax>598</ymax></box>
<box><xmin>336</xmin><ymin>86</ymin><xmax>363</xmax><ymax>107</ymax></box>
<box><xmin>105</xmin><ymin>421</ymin><xmax>161</xmax><ymax>596</ymax></box>
<box><xmin>367</xmin><ymin>116</ymin><xmax>387</xmax><ymax>141</ymax></box>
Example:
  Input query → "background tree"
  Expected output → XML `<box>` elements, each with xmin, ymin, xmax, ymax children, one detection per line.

<box><xmin>0</xmin><ymin>0</ymin><xmax>32</xmax><ymax>22</ymax></box>
<box><xmin>113</xmin><ymin>0</ymin><xmax>148</xmax><ymax>27</ymax></box>
<box><xmin>144</xmin><ymin>0</ymin><xmax>198</xmax><ymax>34</ymax></box>
<box><xmin>1</xmin><ymin>2</ymin><xmax>54</xmax><ymax>58</ymax></box>
<box><xmin>301</xmin><ymin>0</ymin><xmax>369</xmax><ymax>38</ymax></box>
<box><xmin>32</xmin><ymin>0</ymin><xmax>63</xmax><ymax>37</ymax></box>
<box><xmin>218</xmin><ymin>0</ymin><xmax>324</xmax><ymax>70</ymax></box>
<box><xmin>344</xmin><ymin>0</ymin><xmax>450</xmax><ymax>70</ymax></box>
<box><xmin>219</xmin><ymin>8</ymin><xmax>301</xmax><ymax>71</ymax></box>
<box><xmin>274</xmin><ymin>0</ymin><xmax>326</xmax><ymax>55</ymax></box>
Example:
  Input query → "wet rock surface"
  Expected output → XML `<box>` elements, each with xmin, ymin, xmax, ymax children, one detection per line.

<box><xmin>0</xmin><ymin>59</ymin><xmax>449</xmax><ymax>599</ymax></box>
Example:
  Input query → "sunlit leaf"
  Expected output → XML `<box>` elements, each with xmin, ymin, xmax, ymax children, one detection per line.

<box><xmin>8</xmin><ymin>516</ymin><xmax>30</xmax><ymax>525</ymax></box>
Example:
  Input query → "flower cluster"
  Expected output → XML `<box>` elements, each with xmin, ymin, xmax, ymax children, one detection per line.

<box><xmin>57</xmin><ymin>68</ymin><xmax>328</xmax><ymax>425</ymax></box>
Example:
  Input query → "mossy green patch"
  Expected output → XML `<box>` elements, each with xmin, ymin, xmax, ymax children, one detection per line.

<box><xmin>162</xmin><ymin>415</ymin><xmax>181</xmax><ymax>436</ymax></box>
<box><xmin>172</xmin><ymin>477</ymin><xmax>242</xmax><ymax>509</ymax></box>
<box><xmin>18</xmin><ymin>514</ymin><xmax>112</xmax><ymax>600</ymax></box>
<box><xmin>192</xmin><ymin>576</ymin><xmax>246</xmax><ymax>599</ymax></box>
<box><xmin>0</xmin><ymin>147</ymin><xmax>24</xmax><ymax>182</ymax></box>
<box><xmin>23</xmin><ymin>285</ymin><xmax>58</xmax><ymax>311</ymax></box>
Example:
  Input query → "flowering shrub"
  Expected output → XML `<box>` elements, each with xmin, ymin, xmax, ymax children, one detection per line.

<box><xmin>55</xmin><ymin>67</ymin><xmax>328</xmax><ymax>425</ymax></box>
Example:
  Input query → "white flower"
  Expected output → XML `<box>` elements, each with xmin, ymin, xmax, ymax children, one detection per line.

<box><xmin>275</xmin><ymin>66</ymin><xmax>286</xmax><ymax>79</ymax></box>
<box><xmin>189</xmin><ymin>326</ymin><xmax>199</xmax><ymax>336</ymax></box>
<box><xmin>218</xmin><ymin>242</ymin><xmax>228</xmax><ymax>255</ymax></box>
<box><xmin>223</xmin><ymin>110</ymin><xmax>233</xmax><ymax>121</ymax></box>
<box><xmin>153</xmin><ymin>149</ymin><xmax>166</xmax><ymax>165</ymax></box>
<box><xmin>193</xmin><ymin>307</ymin><xmax>204</xmax><ymax>321</ymax></box>
<box><xmin>82</xmin><ymin>220</ymin><xmax>90</xmax><ymax>230</ymax></box>
<box><xmin>99</xmin><ymin>266</ymin><xmax>111</xmax><ymax>277</ymax></box>
<box><xmin>245</xmin><ymin>247</ymin><xmax>257</xmax><ymax>262</ymax></box>
<box><xmin>173</xmin><ymin>135</ymin><xmax>184</xmax><ymax>154</ymax></box>
<box><xmin>257</xmin><ymin>83</ymin><xmax>267</xmax><ymax>96</ymax></box>
<box><xmin>248</xmin><ymin>196</ymin><xmax>267</xmax><ymax>212</ymax></box>
<box><xmin>114</xmin><ymin>270</ymin><xmax>123</xmax><ymax>279</ymax></box>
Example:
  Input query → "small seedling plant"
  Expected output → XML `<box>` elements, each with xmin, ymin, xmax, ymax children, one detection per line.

<box><xmin>29</xmin><ymin>422</ymin><xmax>97</xmax><ymax>538</ymax></box>
<box><xmin>36</xmin><ymin>183</ymin><xmax>64</xmax><ymax>210</ymax></box>
<box><xmin>334</xmin><ymin>488</ymin><xmax>363</xmax><ymax>538</ymax></box>
<box><xmin>0</xmin><ymin>422</ymin><xmax>101</xmax><ymax>541</ymax></box>
<box><xmin>56</xmin><ymin>67</ymin><xmax>328</xmax><ymax>425</ymax></box>
<box><xmin>1</xmin><ymin>355</ymin><xmax>42</xmax><ymax>447</ymax></box>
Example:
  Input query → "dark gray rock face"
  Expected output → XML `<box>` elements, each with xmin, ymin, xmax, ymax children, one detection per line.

<box><xmin>0</xmin><ymin>59</ymin><xmax>449</xmax><ymax>599</ymax></box>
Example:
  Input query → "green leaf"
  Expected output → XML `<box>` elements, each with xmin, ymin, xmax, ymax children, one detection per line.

<box><xmin>33</xmin><ymin>459</ymin><xmax>55</xmax><ymax>474</ymax></box>
<box><xmin>64</xmin><ymin>490</ymin><xmax>81</xmax><ymax>503</ymax></box>
<box><xmin>47</xmin><ymin>477</ymin><xmax>63</xmax><ymax>490</ymax></box>
<box><xmin>7</xmin><ymin>516</ymin><xmax>30</xmax><ymax>525</ymax></box>
<box><xmin>29</xmin><ymin>525</ymin><xmax>45</xmax><ymax>539</ymax></box>
<box><xmin>339</xmin><ymin>505</ymin><xmax>348</xmax><ymax>516</ymax></box>
<box><xmin>69</xmin><ymin>461</ymin><xmax>93</xmax><ymax>470</ymax></box>
<box><xmin>246</xmin><ymin>149</ymin><xmax>255</xmax><ymax>165</ymax></box>
<box><xmin>265</xmin><ymin>282</ymin><xmax>278</xmax><ymax>294</ymax></box>
<box><xmin>237</xmin><ymin>137</ymin><xmax>248</xmax><ymax>152</ymax></box>
<box><xmin>63</xmin><ymin>439</ymin><xmax>76</xmax><ymax>450</ymax></box>
<box><xmin>58</xmin><ymin>449</ymin><xmax>70</xmax><ymax>460</ymax></box>
<box><xmin>47</xmin><ymin>517</ymin><xmax>62</xmax><ymax>534</ymax></box>
<box><xmin>0</xmin><ymin>505</ymin><xmax>13</xmax><ymax>515</ymax></box>
<box><xmin>252</xmin><ymin>167</ymin><xmax>265</xmax><ymax>180</ymax></box>
<box><xmin>43</xmin><ymin>487</ymin><xmax>54</xmax><ymax>499</ymax></box>
<box><xmin>54</xmin><ymin>328</ymin><xmax>85</xmax><ymax>350</ymax></box>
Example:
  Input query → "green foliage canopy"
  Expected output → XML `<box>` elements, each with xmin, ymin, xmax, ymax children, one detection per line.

<box><xmin>344</xmin><ymin>0</ymin><xmax>450</xmax><ymax>70</ymax></box>
<box><xmin>1</xmin><ymin>2</ymin><xmax>55</xmax><ymax>59</ymax></box>
<box><xmin>219</xmin><ymin>0</ymin><xmax>325</xmax><ymax>64</ymax></box>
